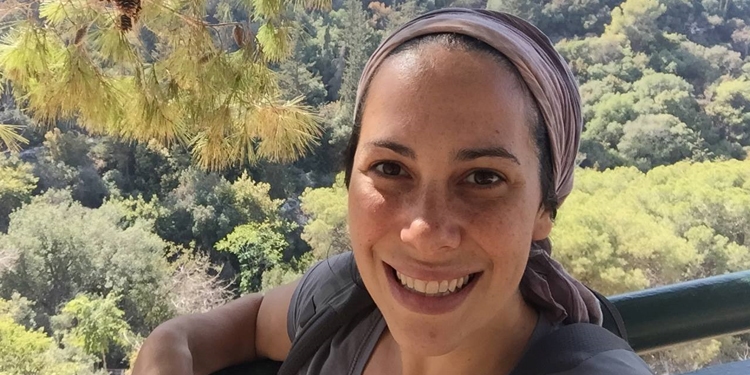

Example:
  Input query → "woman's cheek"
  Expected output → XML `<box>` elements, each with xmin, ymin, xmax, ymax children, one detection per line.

<box><xmin>348</xmin><ymin>181</ymin><xmax>395</xmax><ymax>248</ymax></box>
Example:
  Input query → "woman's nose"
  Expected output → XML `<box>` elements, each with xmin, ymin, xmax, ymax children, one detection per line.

<box><xmin>399</xmin><ymin>187</ymin><xmax>461</xmax><ymax>253</ymax></box>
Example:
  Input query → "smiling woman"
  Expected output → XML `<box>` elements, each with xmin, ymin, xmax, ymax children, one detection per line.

<box><xmin>132</xmin><ymin>8</ymin><xmax>653</xmax><ymax>375</ymax></box>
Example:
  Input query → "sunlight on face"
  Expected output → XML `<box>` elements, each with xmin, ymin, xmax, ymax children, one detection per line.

<box><xmin>347</xmin><ymin>44</ymin><xmax>553</xmax><ymax>356</ymax></box>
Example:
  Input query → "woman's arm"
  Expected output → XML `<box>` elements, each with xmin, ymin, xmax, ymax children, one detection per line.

<box><xmin>132</xmin><ymin>281</ymin><xmax>298</xmax><ymax>375</ymax></box>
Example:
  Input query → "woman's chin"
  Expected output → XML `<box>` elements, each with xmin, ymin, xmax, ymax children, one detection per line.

<box><xmin>391</xmin><ymin>325</ymin><xmax>463</xmax><ymax>357</ymax></box>
<box><xmin>384</xmin><ymin>315</ymin><xmax>468</xmax><ymax>356</ymax></box>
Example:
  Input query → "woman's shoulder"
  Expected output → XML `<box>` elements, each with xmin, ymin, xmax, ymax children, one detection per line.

<box><xmin>516</xmin><ymin>315</ymin><xmax>654</xmax><ymax>375</ymax></box>
<box><xmin>287</xmin><ymin>252</ymin><xmax>359</xmax><ymax>339</ymax></box>
<box><xmin>550</xmin><ymin>349</ymin><xmax>653</xmax><ymax>375</ymax></box>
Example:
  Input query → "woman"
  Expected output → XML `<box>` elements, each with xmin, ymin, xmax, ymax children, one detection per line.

<box><xmin>133</xmin><ymin>8</ymin><xmax>653</xmax><ymax>375</ymax></box>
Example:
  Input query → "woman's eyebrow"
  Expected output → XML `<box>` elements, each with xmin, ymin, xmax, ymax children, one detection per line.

<box><xmin>366</xmin><ymin>140</ymin><xmax>417</xmax><ymax>159</ymax></box>
<box><xmin>456</xmin><ymin>146</ymin><xmax>520</xmax><ymax>165</ymax></box>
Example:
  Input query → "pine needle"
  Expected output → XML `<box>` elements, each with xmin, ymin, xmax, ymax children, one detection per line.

<box><xmin>0</xmin><ymin>124</ymin><xmax>29</xmax><ymax>153</ymax></box>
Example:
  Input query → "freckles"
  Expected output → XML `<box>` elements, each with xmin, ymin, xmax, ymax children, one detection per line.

<box><xmin>359</xmin><ymin>186</ymin><xmax>389</xmax><ymax>216</ymax></box>
<box><xmin>350</xmin><ymin>184</ymin><xmax>393</xmax><ymax>245</ymax></box>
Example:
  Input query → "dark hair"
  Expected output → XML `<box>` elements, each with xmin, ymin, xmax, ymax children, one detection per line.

<box><xmin>342</xmin><ymin>33</ymin><xmax>558</xmax><ymax>219</ymax></box>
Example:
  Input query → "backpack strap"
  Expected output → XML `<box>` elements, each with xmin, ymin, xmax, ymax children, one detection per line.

<box><xmin>278</xmin><ymin>282</ymin><xmax>374</xmax><ymax>375</ymax></box>
<box><xmin>589</xmin><ymin>287</ymin><xmax>629</xmax><ymax>342</ymax></box>
<box><xmin>511</xmin><ymin>322</ymin><xmax>634</xmax><ymax>375</ymax></box>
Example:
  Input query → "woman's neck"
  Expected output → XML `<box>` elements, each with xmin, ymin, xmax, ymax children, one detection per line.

<box><xmin>387</xmin><ymin>295</ymin><xmax>539</xmax><ymax>375</ymax></box>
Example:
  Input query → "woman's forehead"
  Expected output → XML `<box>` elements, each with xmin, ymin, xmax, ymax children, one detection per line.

<box><xmin>360</xmin><ymin>47</ymin><xmax>534</xmax><ymax>152</ymax></box>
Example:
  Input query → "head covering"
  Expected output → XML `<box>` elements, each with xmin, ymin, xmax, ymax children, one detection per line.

<box><xmin>354</xmin><ymin>8</ymin><xmax>602</xmax><ymax>325</ymax></box>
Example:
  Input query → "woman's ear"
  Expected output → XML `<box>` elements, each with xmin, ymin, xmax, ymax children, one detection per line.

<box><xmin>532</xmin><ymin>208</ymin><xmax>553</xmax><ymax>241</ymax></box>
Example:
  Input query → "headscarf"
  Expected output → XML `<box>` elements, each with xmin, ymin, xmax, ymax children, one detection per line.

<box><xmin>354</xmin><ymin>8</ymin><xmax>602</xmax><ymax>325</ymax></box>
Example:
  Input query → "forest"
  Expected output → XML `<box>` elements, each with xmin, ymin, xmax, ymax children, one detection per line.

<box><xmin>0</xmin><ymin>0</ymin><xmax>748</xmax><ymax>373</ymax></box>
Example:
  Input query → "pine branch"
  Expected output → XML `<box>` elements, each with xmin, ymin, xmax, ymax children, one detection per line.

<box><xmin>0</xmin><ymin>0</ymin><xmax>327</xmax><ymax>168</ymax></box>
<box><xmin>0</xmin><ymin>124</ymin><xmax>28</xmax><ymax>153</ymax></box>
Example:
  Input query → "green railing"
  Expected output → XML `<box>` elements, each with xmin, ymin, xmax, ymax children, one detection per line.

<box><xmin>612</xmin><ymin>269</ymin><xmax>750</xmax><ymax>354</ymax></box>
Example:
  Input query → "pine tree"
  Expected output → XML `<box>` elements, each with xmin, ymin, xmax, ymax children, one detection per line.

<box><xmin>0</xmin><ymin>0</ymin><xmax>330</xmax><ymax>169</ymax></box>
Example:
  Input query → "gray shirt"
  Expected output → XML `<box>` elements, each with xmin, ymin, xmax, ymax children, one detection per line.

<box><xmin>287</xmin><ymin>253</ymin><xmax>653</xmax><ymax>374</ymax></box>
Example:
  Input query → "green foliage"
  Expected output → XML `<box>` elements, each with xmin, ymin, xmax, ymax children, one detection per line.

<box><xmin>553</xmin><ymin>160</ymin><xmax>750</xmax><ymax>295</ymax></box>
<box><xmin>57</xmin><ymin>293</ymin><xmax>131</xmax><ymax>368</ymax></box>
<box><xmin>215</xmin><ymin>221</ymin><xmax>287</xmax><ymax>293</ymax></box>
<box><xmin>299</xmin><ymin>172</ymin><xmax>349</xmax><ymax>259</ymax></box>
<box><xmin>0</xmin><ymin>315</ymin><xmax>58</xmax><ymax>375</ymax></box>
<box><xmin>488</xmin><ymin>0</ymin><xmax>617</xmax><ymax>37</ymax></box>
<box><xmin>0</xmin><ymin>190</ymin><xmax>173</xmax><ymax>334</ymax></box>
<box><xmin>0</xmin><ymin>0</ymin><xmax>327</xmax><ymax>170</ymax></box>
<box><xmin>260</xmin><ymin>251</ymin><xmax>315</xmax><ymax>291</ymax></box>
<box><xmin>277</xmin><ymin>57</ymin><xmax>328</xmax><ymax>107</ymax></box>
<box><xmin>577</xmin><ymin>69</ymin><xmax>715</xmax><ymax>169</ymax></box>
<box><xmin>0</xmin><ymin>313</ymin><xmax>101</xmax><ymax>375</ymax></box>
<box><xmin>0</xmin><ymin>292</ymin><xmax>35</xmax><ymax>329</ymax></box>
<box><xmin>156</xmin><ymin>168</ymin><xmax>285</xmax><ymax>250</ymax></box>
<box><xmin>0</xmin><ymin>156</ymin><xmax>37</xmax><ymax>232</ymax></box>
<box><xmin>605</xmin><ymin>0</ymin><xmax>667</xmax><ymax>52</ymax></box>
<box><xmin>618</xmin><ymin>114</ymin><xmax>701</xmax><ymax>170</ymax></box>
<box><xmin>0</xmin><ymin>124</ymin><xmax>27</xmax><ymax>153</ymax></box>
<box><xmin>706</xmin><ymin>76</ymin><xmax>750</xmax><ymax>147</ymax></box>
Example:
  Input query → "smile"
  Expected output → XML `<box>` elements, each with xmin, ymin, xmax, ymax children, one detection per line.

<box><xmin>384</xmin><ymin>262</ymin><xmax>481</xmax><ymax>315</ymax></box>
<box><xmin>395</xmin><ymin>270</ymin><xmax>474</xmax><ymax>296</ymax></box>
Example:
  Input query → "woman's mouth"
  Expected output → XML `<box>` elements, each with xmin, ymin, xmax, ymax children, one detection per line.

<box><xmin>384</xmin><ymin>262</ymin><xmax>482</xmax><ymax>315</ymax></box>
<box><xmin>394</xmin><ymin>269</ymin><xmax>475</xmax><ymax>297</ymax></box>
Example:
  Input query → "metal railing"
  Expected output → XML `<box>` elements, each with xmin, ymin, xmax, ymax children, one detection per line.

<box><xmin>612</xmin><ymin>269</ymin><xmax>750</xmax><ymax>354</ymax></box>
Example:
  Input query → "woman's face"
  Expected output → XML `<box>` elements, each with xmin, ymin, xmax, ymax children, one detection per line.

<box><xmin>348</xmin><ymin>44</ymin><xmax>552</xmax><ymax>355</ymax></box>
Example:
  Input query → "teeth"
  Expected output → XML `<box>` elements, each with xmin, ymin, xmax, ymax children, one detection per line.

<box><xmin>425</xmin><ymin>281</ymin><xmax>438</xmax><ymax>294</ymax></box>
<box><xmin>439</xmin><ymin>280</ymin><xmax>448</xmax><ymax>293</ymax></box>
<box><xmin>413</xmin><ymin>279</ymin><xmax>426</xmax><ymax>293</ymax></box>
<box><xmin>395</xmin><ymin>270</ymin><xmax>473</xmax><ymax>296</ymax></box>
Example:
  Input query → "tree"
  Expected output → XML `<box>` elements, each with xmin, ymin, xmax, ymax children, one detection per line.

<box><xmin>486</xmin><ymin>0</ymin><xmax>544</xmax><ymax>27</ymax></box>
<box><xmin>650</xmin><ymin>35</ymin><xmax>744</xmax><ymax>93</ymax></box>
<box><xmin>705</xmin><ymin>76</ymin><xmax>750</xmax><ymax>147</ymax></box>
<box><xmin>155</xmin><ymin>168</ymin><xmax>286</xmax><ymax>251</ymax></box>
<box><xmin>556</xmin><ymin>36</ymin><xmax>644</xmax><ymax>85</ymax></box>
<box><xmin>0</xmin><ymin>315</ymin><xmax>62</xmax><ymax>375</ymax></box>
<box><xmin>0</xmin><ymin>190</ymin><xmax>174</xmax><ymax>335</ymax></box>
<box><xmin>57</xmin><ymin>293</ymin><xmax>131</xmax><ymax>369</ymax></box>
<box><xmin>605</xmin><ymin>0</ymin><xmax>667</xmax><ymax>51</ymax></box>
<box><xmin>0</xmin><ymin>0</ymin><xmax>327</xmax><ymax>169</ymax></box>
<box><xmin>277</xmin><ymin>51</ymin><xmax>328</xmax><ymax>108</ymax></box>
<box><xmin>618</xmin><ymin>114</ymin><xmax>701</xmax><ymax>170</ymax></box>
<box><xmin>299</xmin><ymin>172</ymin><xmax>349</xmax><ymax>259</ymax></box>
<box><xmin>554</xmin><ymin>160</ymin><xmax>750</xmax><ymax>292</ymax></box>
<box><xmin>0</xmin><ymin>313</ymin><xmax>101</xmax><ymax>375</ymax></box>
<box><xmin>334</xmin><ymin>0</ymin><xmax>382</xmax><ymax>123</ymax></box>
<box><xmin>215</xmin><ymin>221</ymin><xmax>288</xmax><ymax>293</ymax></box>
<box><xmin>0</xmin><ymin>292</ymin><xmax>35</xmax><ymax>329</ymax></box>
<box><xmin>165</xmin><ymin>247</ymin><xmax>233</xmax><ymax>315</ymax></box>
<box><xmin>0</xmin><ymin>156</ymin><xmax>37</xmax><ymax>232</ymax></box>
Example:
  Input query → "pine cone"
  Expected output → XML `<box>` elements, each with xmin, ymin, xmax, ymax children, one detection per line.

<box><xmin>114</xmin><ymin>0</ymin><xmax>141</xmax><ymax>18</ymax></box>
<box><xmin>119</xmin><ymin>14</ymin><xmax>132</xmax><ymax>32</ymax></box>
<box><xmin>74</xmin><ymin>25</ymin><xmax>88</xmax><ymax>45</ymax></box>
<box><xmin>233</xmin><ymin>24</ymin><xmax>244</xmax><ymax>47</ymax></box>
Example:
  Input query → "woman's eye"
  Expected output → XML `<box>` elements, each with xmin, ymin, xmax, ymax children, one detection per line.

<box><xmin>374</xmin><ymin>162</ymin><xmax>405</xmax><ymax>176</ymax></box>
<box><xmin>465</xmin><ymin>171</ymin><xmax>502</xmax><ymax>186</ymax></box>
